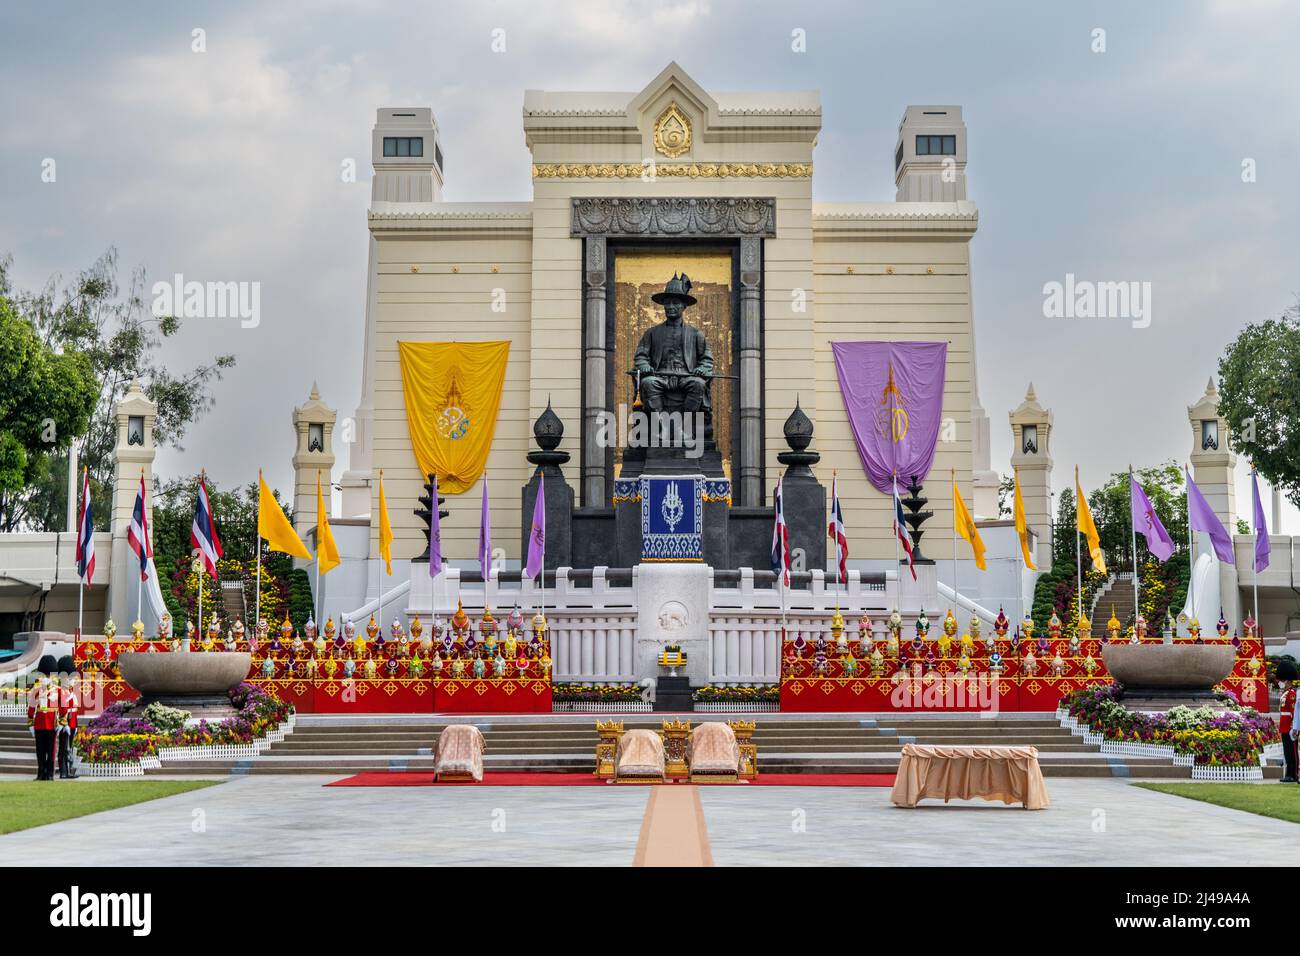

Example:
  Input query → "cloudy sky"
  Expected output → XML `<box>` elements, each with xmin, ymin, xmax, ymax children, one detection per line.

<box><xmin>2</xmin><ymin>0</ymin><xmax>1298</xmax><ymax>528</ymax></box>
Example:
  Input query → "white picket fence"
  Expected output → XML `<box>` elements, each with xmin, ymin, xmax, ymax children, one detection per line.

<box><xmin>77</xmin><ymin>714</ymin><xmax>297</xmax><ymax>774</ymax></box>
<box><xmin>695</xmin><ymin>700</ymin><xmax>779</xmax><ymax>713</ymax></box>
<box><xmin>551</xmin><ymin>700</ymin><xmax>651</xmax><ymax>713</ymax></box>
<box><xmin>1191</xmin><ymin>764</ymin><xmax>1263</xmax><ymax>781</ymax></box>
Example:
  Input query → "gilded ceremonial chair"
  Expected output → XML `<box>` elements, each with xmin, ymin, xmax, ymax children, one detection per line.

<box><xmin>612</xmin><ymin>728</ymin><xmax>666</xmax><ymax>784</ymax></box>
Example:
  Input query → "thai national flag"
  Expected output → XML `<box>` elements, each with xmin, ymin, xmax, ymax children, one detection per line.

<box><xmin>190</xmin><ymin>474</ymin><xmax>224</xmax><ymax>580</ymax></box>
<box><xmin>75</xmin><ymin>468</ymin><xmax>95</xmax><ymax>584</ymax></box>
<box><xmin>828</xmin><ymin>473</ymin><xmax>848</xmax><ymax>584</ymax></box>
<box><xmin>127</xmin><ymin>473</ymin><xmax>152</xmax><ymax>582</ymax></box>
<box><xmin>771</xmin><ymin>477</ymin><xmax>791</xmax><ymax>587</ymax></box>
<box><xmin>892</xmin><ymin>477</ymin><xmax>916</xmax><ymax>580</ymax></box>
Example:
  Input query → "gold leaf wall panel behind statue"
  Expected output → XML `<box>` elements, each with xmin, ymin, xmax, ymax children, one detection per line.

<box><xmin>612</xmin><ymin>250</ymin><xmax>733</xmax><ymax>476</ymax></box>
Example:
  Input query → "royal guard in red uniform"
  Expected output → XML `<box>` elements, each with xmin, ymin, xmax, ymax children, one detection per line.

<box><xmin>1276</xmin><ymin>659</ymin><xmax>1298</xmax><ymax>783</ymax></box>
<box><xmin>55</xmin><ymin>655</ymin><xmax>80</xmax><ymax>779</ymax></box>
<box><xmin>26</xmin><ymin>655</ymin><xmax>58</xmax><ymax>781</ymax></box>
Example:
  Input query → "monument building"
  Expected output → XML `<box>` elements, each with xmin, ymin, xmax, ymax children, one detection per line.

<box><xmin>338</xmin><ymin>63</ymin><xmax>999</xmax><ymax>576</ymax></box>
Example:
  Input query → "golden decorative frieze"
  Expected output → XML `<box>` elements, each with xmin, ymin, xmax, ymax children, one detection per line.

<box><xmin>533</xmin><ymin>162</ymin><xmax>812</xmax><ymax>180</ymax></box>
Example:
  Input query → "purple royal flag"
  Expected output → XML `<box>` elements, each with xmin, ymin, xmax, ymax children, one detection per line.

<box><xmin>478</xmin><ymin>478</ymin><xmax>492</xmax><ymax>578</ymax></box>
<box><xmin>429</xmin><ymin>473</ymin><xmax>443</xmax><ymax>579</ymax></box>
<box><xmin>1185</xmin><ymin>466</ymin><xmax>1235</xmax><ymax>564</ymax></box>
<box><xmin>1130</xmin><ymin>473</ymin><xmax>1175</xmax><ymax>562</ymax></box>
<box><xmin>1251</xmin><ymin>469</ymin><xmax>1270</xmax><ymax>573</ymax></box>
<box><xmin>831</xmin><ymin>341</ymin><xmax>948</xmax><ymax>494</ymax></box>
<box><xmin>524</xmin><ymin>472</ymin><xmax>545</xmax><ymax>581</ymax></box>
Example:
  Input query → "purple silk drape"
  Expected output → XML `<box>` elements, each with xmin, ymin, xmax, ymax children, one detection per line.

<box><xmin>831</xmin><ymin>341</ymin><xmax>948</xmax><ymax>495</ymax></box>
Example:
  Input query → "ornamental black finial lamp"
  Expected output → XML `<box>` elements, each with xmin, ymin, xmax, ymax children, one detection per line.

<box><xmin>521</xmin><ymin>398</ymin><xmax>575</xmax><ymax>571</ymax></box>
<box><xmin>527</xmin><ymin>398</ymin><xmax>570</xmax><ymax>475</ymax></box>
<box><xmin>901</xmin><ymin>475</ymin><xmax>934</xmax><ymax>564</ymax></box>
<box><xmin>776</xmin><ymin>398</ymin><xmax>818</xmax><ymax>477</ymax></box>
<box><xmin>772</xmin><ymin>397</ymin><xmax>826</xmax><ymax>574</ymax></box>
<box><xmin>413</xmin><ymin>475</ymin><xmax>449</xmax><ymax>562</ymax></box>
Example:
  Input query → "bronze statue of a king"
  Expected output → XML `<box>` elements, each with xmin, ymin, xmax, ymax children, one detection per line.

<box><xmin>633</xmin><ymin>273</ymin><xmax>714</xmax><ymax>412</ymax></box>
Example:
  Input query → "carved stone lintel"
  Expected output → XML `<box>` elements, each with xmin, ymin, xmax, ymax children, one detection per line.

<box><xmin>570</xmin><ymin>197</ymin><xmax>776</xmax><ymax>238</ymax></box>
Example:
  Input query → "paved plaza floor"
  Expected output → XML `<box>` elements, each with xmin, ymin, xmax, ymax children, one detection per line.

<box><xmin>1</xmin><ymin>776</ymin><xmax>1295</xmax><ymax>866</ymax></box>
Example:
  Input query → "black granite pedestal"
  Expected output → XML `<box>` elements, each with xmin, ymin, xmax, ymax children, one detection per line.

<box><xmin>655</xmin><ymin>675</ymin><xmax>694</xmax><ymax>712</ymax></box>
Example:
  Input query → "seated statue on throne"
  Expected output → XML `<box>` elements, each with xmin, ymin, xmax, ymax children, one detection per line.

<box><xmin>632</xmin><ymin>273</ymin><xmax>714</xmax><ymax>414</ymax></box>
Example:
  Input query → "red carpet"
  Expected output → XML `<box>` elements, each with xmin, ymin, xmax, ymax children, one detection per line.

<box><xmin>326</xmin><ymin>771</ymin><xmax>895</xmax><ymax>788</ymax></box>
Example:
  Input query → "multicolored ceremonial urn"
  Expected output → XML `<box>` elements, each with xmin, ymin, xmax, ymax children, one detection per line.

<box><xmin>1106</xmin><ymin>609</ymin><xmax>1121</xmax><ymax>644</ymax></box>
<box><xmin>994</xmin><ymin>607</ymin><xmax>1009</xmax><ymax>639</ymax></box>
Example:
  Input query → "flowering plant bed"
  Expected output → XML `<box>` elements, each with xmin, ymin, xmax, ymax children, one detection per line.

<box><xmin>692</xmin><ymin>684</ymin><xmax>779</xmax><ymax>703</ymax></box>
<box><xmin>75</xmin><ymin>682</ymin><xmax>294</xmax><ymax>765</ymax></box>
<box><xmin>551</xmin><ymin>682</ymin><xmax>644</xmax><ymax>703</ymax></box>
<box><xmin>1060</xmin><ymin>685</ymin><xmax>1277</xmax><ymax>767</ymax></box>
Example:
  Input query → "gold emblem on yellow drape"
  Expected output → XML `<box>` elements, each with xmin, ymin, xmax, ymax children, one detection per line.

<box><xmin>396</xmin><ymin>341</ymin><xmax>510</xmax><ymax>494</ymax></box>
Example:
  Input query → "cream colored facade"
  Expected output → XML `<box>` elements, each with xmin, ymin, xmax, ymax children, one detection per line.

<box><xmin>346</xmin><ymin>63</ymin><xmax>990</xmax><ymax>567</ymax></box>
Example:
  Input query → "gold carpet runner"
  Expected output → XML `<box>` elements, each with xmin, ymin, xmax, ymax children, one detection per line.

<box><xmin>632</xmin><ymin>786</ymin><xmax>714</xmax><ymax>867</ymax></box>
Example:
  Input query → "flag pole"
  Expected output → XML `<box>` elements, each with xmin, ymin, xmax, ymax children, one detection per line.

<box><xmin>777</xmin><ymin>477</ymin><xmax>788</xmax><ymax>640</ymax></box>
<box><xmin>135</xmin><ymin>468</ymin><xmax>144</xmax><ymax>629</ymax></box>
<box><xmin>1075</xmin><ymin>467</ymin><xmax>1083</xmax><ymax>626</ymax></box>
<box><xmin>198</xmin><ymin>469</ymin><xmax>205</xmax><ymax>639</ymax></box>
<box><xmin>892</xmin><ymin>471</ymin><xmax>902</xmax><ymax>619</ymax></box>
<box><xmin>77</xmin><ymin>466</ymin><xmax>85</xmax><ymax>641</ymax></box>
<box><xmin>1014</xmin><ymin>468</ymin><xmax>1023</xmax><ymax>634</ymax></box>
<box><xmin>1185</xmin><ymin>464</ymin><xmax>1195</xmax><ymax>628</ymax></box>
<box><xmin>1251</xmin><ymin>463</ymin><xmax>1260</xmax><ymax>632</ymax></box>
<box><xmin>951</xmin><ymin>468</ymin><xmax>959</xmax><ymax>616</ymax></box>
<box><xmin>377</xmin><ymin>470</ymin><xmax>386</xmax><ymax>638</ymax></box>
<box><xmin>255</xmin><ymin>469</ymin><xmax>263</xmax><ymax>629</ymax></box>
<box><xmin>314</xmin><ymin>471</ymin><xmax>322</xmax><ymax>628</ymax></box>
<box><xmin>539</xmin><ymin>473</ymin><xmax>546</xmax><ymax>633</ymax></box>
<box><xmin>834</xmin><ymin>470</ymin><xmax>843</xmax><ymax>608</ymax></box>
<box><xmin>1129</xmin><ymin>466</ymin><xmax>1140</xmax><ymax>630</ymax></box>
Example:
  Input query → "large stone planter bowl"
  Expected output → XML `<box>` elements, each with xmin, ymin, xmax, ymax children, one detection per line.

<box><xmin>1100</xmin><ymin>644</ymin><xmax>1236</xmax><ymax>709</ymax></box>
<box><xmin>117</xmin><ymin>652</ymin><xmax>252</xmax><ymax>696</ymax></box>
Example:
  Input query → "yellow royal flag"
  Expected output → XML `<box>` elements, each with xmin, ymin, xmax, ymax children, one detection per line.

<box><xmin>952</xmin><ymin>473</ymin><xmax>986</xmax><ymax>571</ymax></box>
<box><xmin>377</xmin><ymin>470</ymin><xmax>393</xmax><ymax>577</ymax></box>
<box><xmin>316</xmin><ymin>472</ymin><xmax>340</xmax><ymax>574</ymax></box>
<box><xmin>1013</xmin><ymin>469</ymin><xmax>1037</xmax><ymax>570</ymax></box>
<box><xmin>1075</xmin><ymin>469</ymin><xmax>1107</xmax><ymax>574</ymax></box>
<box><xmin>396</xmin><ymin>340</ymin><xmax>510</xmax><ymax>494</ymax></box>
<box><xmin>257</xmin><ymin>471</ymin><xmax>311</xmax><ymax>560</ymax></box>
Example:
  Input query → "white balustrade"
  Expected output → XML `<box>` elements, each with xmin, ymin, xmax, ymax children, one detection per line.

<box><xmin>398</xmin><ymin>564</ymin><xmax>904</xmax><ymax>685</ymax></box>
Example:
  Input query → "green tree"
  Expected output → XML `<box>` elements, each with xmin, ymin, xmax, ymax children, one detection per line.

<box><xmin>3</xmin><ymin>249</ymin><xmax>235</xmax><ymax>531</ymax></box>
<box><xmin>1085</xmin><ymin>461</ymin><xmax>1187</xmax><ymax>572</ymax></box>
<box><xmin>150</xmin><ymin>476</ymin><xmax>299</xmax><ymax>627</ymax></box>
<box><xmin>1053</xmin><ymin>485</ymin><xmax>1077</xmax><ymax>568</ymax></box>
<box><xmin>1218</xmin><ymin>299</ymin><xmax>1300</xmax><ymax>507</ymax></box>
<box><xmin>0</xmin><ymin>265</ymin><xmax>98</xmax><ymax>530</ymax></box>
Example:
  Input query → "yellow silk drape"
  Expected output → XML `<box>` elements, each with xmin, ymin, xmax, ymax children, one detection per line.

<box><xmin>396</xmin><ymin>341</ymin><xmax>510</xmax><ymax>494</ymax></box>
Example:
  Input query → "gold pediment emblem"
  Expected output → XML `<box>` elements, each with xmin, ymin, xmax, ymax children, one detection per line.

<box><xmin>653</xmin><ymin>102</ymin><xmax>692</xmax><ymax>158</ymax></box>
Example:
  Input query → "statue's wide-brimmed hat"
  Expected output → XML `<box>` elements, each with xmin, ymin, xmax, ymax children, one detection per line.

<box><xmin>651</xmin><ymin>272</ymin><xmax>697</xmax><ymax>306</ymax></box>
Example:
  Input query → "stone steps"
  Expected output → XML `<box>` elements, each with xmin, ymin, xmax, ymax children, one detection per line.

<box><xmin>4</xmin><ymin>713</ymin><xmax>1276</xmax><ymax>781</ymax></box>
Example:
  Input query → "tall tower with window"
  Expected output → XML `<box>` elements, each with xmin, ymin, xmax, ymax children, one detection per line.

<box><xmin>894</xmin><ymin>105</ymin><xmax>967</xmax><ymax>202</ymax></box>
<box><xmin>371</xmin><ymin>107</ymin><xmax>443</xmax><ymax>202</ymax></box>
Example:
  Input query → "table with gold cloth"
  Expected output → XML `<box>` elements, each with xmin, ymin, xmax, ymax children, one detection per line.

<box><xmin>891</xmin><ymin>743</ymin><xmax>1050</xmax><ymax>810</ymax></box>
